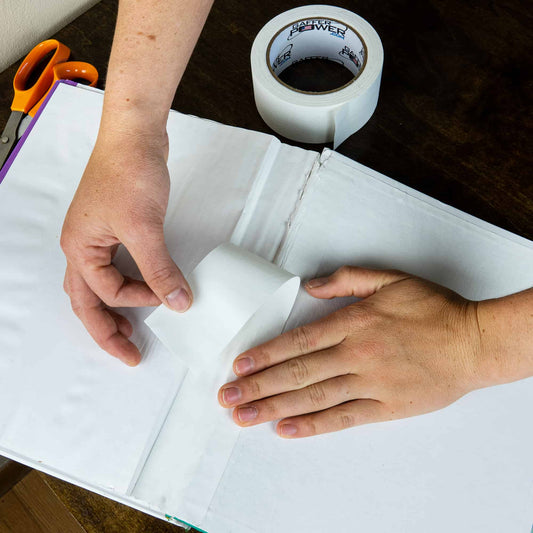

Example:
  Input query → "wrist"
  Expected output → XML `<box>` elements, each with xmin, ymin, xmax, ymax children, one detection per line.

<box><xmin>96</xmin><ymin>103</ymin><xmax>169</xmax><ymax>157</ymax></box>
<box><xmin>100</xmin><ymin>96</ymin><xmax>169</xmax><ymax>138</ymax></box>
<box><xmin>472</xmin><ymin>290</ymin><xmax>533</xmax><ymax>388</ymax></box>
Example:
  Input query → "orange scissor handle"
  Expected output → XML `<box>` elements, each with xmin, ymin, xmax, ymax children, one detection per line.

<box><xmin>28</xmin><ymin>61</ymin><xmax>99</xmax><ymax>117</ymax></box>
<box><xmin>53</xmin><ymin>61</ymin><xmax>99</xmax><ymax>86</ymax></box>
<box><xmin>12</xmin><ymin>39</ymin><xmax>70</xmax><ymax>114</ymax></box>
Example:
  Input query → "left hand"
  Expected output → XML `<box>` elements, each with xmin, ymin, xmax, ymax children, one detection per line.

<box><xmin>218</xmin><ymin>266</ymin><xmax>486</xmax><ymax>438</ymax></box>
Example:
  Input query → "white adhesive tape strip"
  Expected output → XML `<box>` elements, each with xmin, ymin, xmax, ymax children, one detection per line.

<box><xmin>138</xmin><ymin>244</ymin><xmax>300</xmax><ymax>525</ymax></box>
<box><xmin>251</xmin><ymin>5</ymin><xmax>384</xmax><ymax>148</ymax></box>
<box><xmin>145</xmin><ymin>243</ymin><xmax>300</xmax><ymax>372</ymax></box>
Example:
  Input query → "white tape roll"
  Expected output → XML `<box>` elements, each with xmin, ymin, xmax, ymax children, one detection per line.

<box><xmin>251</xmin><ymin>5</ymin><xmax>384</xmax><ymax>148</ymax></box>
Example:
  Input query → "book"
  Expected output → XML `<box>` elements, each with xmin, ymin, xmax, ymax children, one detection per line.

<box><xmin>0</xmin><ymin>81</ymin><xmax>531</xmax><ymax>532</ymax></box>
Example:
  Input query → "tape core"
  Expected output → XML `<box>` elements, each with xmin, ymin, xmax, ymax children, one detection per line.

<box><xmin>267</xmin><ymin>17</ymin><xmax>367</xmax><ymax>95</ymax></box>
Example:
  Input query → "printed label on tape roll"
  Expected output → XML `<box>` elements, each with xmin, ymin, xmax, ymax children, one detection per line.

<box><xmin>268</xmin><ymin>17</ymin><xmax>366</xmax><ymax>84</ymax></box>
<box><xmin>251</xmin><ymin>5</ymin><xmax>383</xmax><ymax>147</ymax></box>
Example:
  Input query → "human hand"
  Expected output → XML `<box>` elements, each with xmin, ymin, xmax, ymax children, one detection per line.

<box><xmin>61</xmin><ymin>131</ymin><xmax>192</xmax><ymax>366</ymax></box>
<box><xmin>218</xmin><ymin>266</ymin><xmax>489</xmax><ymax>438</ymax></box>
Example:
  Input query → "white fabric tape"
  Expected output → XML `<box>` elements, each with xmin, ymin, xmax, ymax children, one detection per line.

<box><xmin>251</xmin><ymin>5</ymin><xmax>384</xmax><ymax>148</ymax></box>
<box><xmin>145</xmin><ymin>243</ymin><xmax>300</xmax><ymax>372</ymax></box>
<box><xmin>139</xmin><ymin>243</ymin><xmax>300</xmax><ymax>523</ymax></box>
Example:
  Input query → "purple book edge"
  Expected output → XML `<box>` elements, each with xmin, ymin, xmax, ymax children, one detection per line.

<box><xmin>0</xmin><ymin>79</ymin><xmax>77</xmax><ymax>184</ymax></box>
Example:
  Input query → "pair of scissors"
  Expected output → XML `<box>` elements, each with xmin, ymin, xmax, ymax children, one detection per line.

<box><xmin>0</xmin><ymin>39</ymin><xmax>98</xmax><ymax>170</ymax></box>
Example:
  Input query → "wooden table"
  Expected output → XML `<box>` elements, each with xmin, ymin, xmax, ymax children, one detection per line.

<box><xmin>0</xmin><ymin>0</ymin><xmax>531</xmax><ymax>531</ymax></box>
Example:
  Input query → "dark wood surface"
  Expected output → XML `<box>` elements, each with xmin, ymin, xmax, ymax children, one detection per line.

<box><xmin>0</xmin><ymin>0</ymin><xmax>531</xmax><ymax>531</ymax></box>
<box><xmin>0</xmin><ymin>471</ymin><xmax>86</xmax><ymax>533</ymax></box>
<box><xmin>0</xmin><ymin>458</ymin><xmax>31</xmax><ymax>499</ymax></box>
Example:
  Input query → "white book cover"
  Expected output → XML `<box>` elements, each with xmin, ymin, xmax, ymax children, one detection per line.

<box><xmin>0</xmin><ymin>82</ymin><xmax>531</xmax><ymax>532</ymax></box>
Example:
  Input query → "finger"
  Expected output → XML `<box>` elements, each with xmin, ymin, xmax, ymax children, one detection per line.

<box><xmin>277</xmin><ymin>399</ymin><xmax>385</xmax><ymax>438</ymax></box>
<box><xmin>221</xmin><ymin>346</ymin><xmax>349</xmax><ymax>407</ymax></box>
<box><xmin>230</xmin><ymin>374</ymin><xmax>363</xmax><ymax>427</ymax></box>
<box><xmin>69</xmin><ymin>244</ymin><xmax>161</xmax><ymax>308</ymax></box>
<box><xmin>125</xmin><ymin>227</ymin><xmax>192</xmax><ymax>312</ymax></box>
<box><xmin>304</xmin><ymin>265</ymin><xmax>411</xmax><ymax>300</ymax></box>
<box><xmin>67</xmin><ymin>267</ymin><xmax>141</xmax><ymax>366</ymax></box>
<box><xmin>63</xmin><ymin>268</ymin><xmax>71</xmax><ymax>296</ymax></box>
<box><xmin>107</xmin><ymin>310</ymin><xmax>134</xmax><ymax>338</ymax></box>
<box><xmin>233</xmin><ymin>315</ymin><xmax>347</xmax><ymax>377</ymax></box>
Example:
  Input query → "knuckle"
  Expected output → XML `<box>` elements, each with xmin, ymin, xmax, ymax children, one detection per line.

<box><xmin>306</xmin><ymin>383</ymin><xmax>327</xmax><ymax>408</ymax></box>
<box><xmin>291</xmin><ymin>325</ymin><xmax>315</xmax><ymax>353</ymax></box>
<box><xmin>340</xmin><ymin>374</ymin><xmax>359</xmax><ymax>396</ymax></box>
<box><xmin>145</xmin><ymin>265</ymin><xmax>174</xmax><ymax>288</ymax></box>
<box><xmin>338</xmin><ymin>410</ymin><xmax>356</xmax><ymax>429</ymax></box>
<box><xmin>95</xmin><ymin>335</ymin><xmax>113</xmax><ymax>352</ymax></box>
<box><xmin>109</xmin><ymin>279</ymin><xmax>127</xmax><ymax>307</ymax></box>
<box><xmin>343</xmin><ymin>303</ymin><xmax>377</xmax><ymax>330</ymax></box>
<box><xmin>388</xmin><ymin>268</ymin><xmax>407</xmax><ymax>280</ymax></box>
<box><xmin>59</xmin><ymin>233</ymin><xmax>68</xmax><ymax>253</ymax></box>
<box><xmin>335</xmin><ymin>265</ymin><xmax>353</xmax><ymax>278</ymax></box>
<box><xmin>59</xmin><ymin>231</ymin><xmax>75</xmax><ymax>257</ymax></box>
<box><xmin>302</xmin><ymin>418</ymin><xmax>318</xmax><ymax>436</ymax></box>
<box><xmin>250</xmin><ymin>345</ymin><xmax>271</xmax><ymax>369</ymax></box>
<box><xmin>100</xmin><ymin>294</ymin><xmax>118</xmax><ymax>308</ymax></box>
<box><xmin>342</xmin><ymin>304</ymin><xmax>362</xmax><ymax>325</ymax></box>
<box><xmin>287</xmin><ymin>358</ymin><xmax>310</xmax><ymax>386</ymax></box>
<box><xmin>83</xmin><ymin>282</ymin><xmax>116</xmax><ymax>308</ymax></box>
<box><xmin>90</xmin><ymin>321</ymin><xmax>114</xmax><ymax>347</ymax></box>
<box><xmin>262</xmin><ymin>400</ymin><xmax>280</xmax><ymax>419</ymax></box>
<box><xmin>70</xmin><ymin>302</ymin><xmax>83</xmax><ymax>318</ymax></box>
<box><xmin>77</xmin><ymin>247</ymin><xmax>108</xmax><ymax>273</ymax></box>
<box><xmin>245</xmin><ymin>378</ymin><xmax>262</xmax><ymax>398</ymax></box>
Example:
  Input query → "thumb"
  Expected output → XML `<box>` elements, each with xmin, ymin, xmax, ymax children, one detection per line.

<box><xmin>304</xmin><ymin>266</ymin><xmax>410</xmax><ymax>300</ymax></box>
<box><xmin>126</xmin><ymin>229</ymin><xmax>192</xmax><ymax>312</ymax></box>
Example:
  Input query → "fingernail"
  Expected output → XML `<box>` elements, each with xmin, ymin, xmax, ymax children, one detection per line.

<box><xmin>237</xmin><ymin>406</ymin><xmax>258</xmax><ymax>422</ymax></box>
<box><xmin>305</xmin><ymin>277</ymin><xmax>329</xmax><ymax>289</ymax></box>
<box><xmin>235</xmin><ymin>357</ymin><xmax>254</xmax><ymax>375</ymax></box>
<box><xmin>279</xmin><ymin>423</ymin><xmax>297</xmax><ymax>437</ymax></box>
<box><xmin>222</xmin><ymin>387</ymin><xmax>241</xmax><ymax>405</ymax></box>
<box><xmin>166</xmin><ymin>288</ymin><xmax>191</xmax><ymax>312</ymax></box>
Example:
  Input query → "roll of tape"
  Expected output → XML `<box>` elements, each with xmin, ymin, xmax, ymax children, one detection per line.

<box><xmin>251</xmin><ymin>5</ymin><xmax>384</xmax><ymax>148</ymax></box>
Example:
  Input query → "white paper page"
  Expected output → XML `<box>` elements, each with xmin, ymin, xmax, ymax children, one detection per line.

<box><xmin>0</xmin><ymin>82</ymin><xmax>301</xmax><ymax>496</ymax></box>
<box><xmin>202</xmin><ymin>149</ymin><xmax>533</xmax><ymax>532</ymax></box>
<box><xmin>135</xmin><ymin>244</ymin><xmax>299</xmax><ymax>524</ymax></box>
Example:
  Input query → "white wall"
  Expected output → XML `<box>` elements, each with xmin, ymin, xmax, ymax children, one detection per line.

<box><xmin>0</xmin><ymin>0</ymin><xmax>101</xmax><ymax>73</ymax></box>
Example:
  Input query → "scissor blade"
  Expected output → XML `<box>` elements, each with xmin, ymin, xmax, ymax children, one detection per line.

<box><xmin>0</xmin><ymin>111</ymin><xmax>24</xmax><ymax>171</ymax></box>
<box><xmin>17</xmin><ymin>115</ymin><xmax>33</xmax><ymax>139</ymax></box>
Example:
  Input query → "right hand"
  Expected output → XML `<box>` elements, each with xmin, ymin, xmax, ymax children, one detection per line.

<box><xmin>60</xmin><ymin>130</ymin><xmax>192</xmax><ymax>366</ymax></box>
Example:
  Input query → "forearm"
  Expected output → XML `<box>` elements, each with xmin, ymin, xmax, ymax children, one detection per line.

<box><xmin>476</xmin><ymin>287</ymin><xmax>533</xmax><ymax>387</ymax></box>
<box><xmin>100</xmin><ymin>0</ymin><xmax>214</xmax><ymax>138</ymax></box>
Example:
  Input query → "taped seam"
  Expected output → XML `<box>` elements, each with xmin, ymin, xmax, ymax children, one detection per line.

<box><xmin>274</xmin><ymin>148</ymin><xmax>331</xmax><ymax>268</ymax></box>
<box><xmin>230</xmin><ymin>138</ymin><xmax>281</xmax><ymax>246</ymax></box>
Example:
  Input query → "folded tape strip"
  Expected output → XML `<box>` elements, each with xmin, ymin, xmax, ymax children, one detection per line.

<box><xmin>146</xmin><ymin>243</ymin><xmax>301</xmax><ymax>373</ymax></box>
<box><xmin>139</xmin><ymin>243</ymin><xmax>300</xmax><ymax>525</ymax></box>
